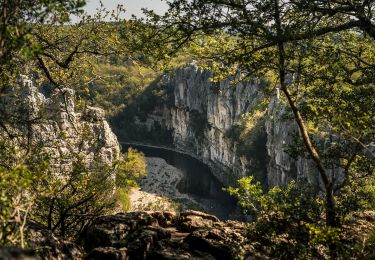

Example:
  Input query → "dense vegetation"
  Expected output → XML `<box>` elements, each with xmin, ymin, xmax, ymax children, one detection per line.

<box><xmin>0</xmin><ymin>0</ymin><xmax>149</xmax><ymax>245</ymax></box>
<box><xmin>0</xmin><ymin>0</ymin><xmax>374</xmax><ymax>258</ymax></box>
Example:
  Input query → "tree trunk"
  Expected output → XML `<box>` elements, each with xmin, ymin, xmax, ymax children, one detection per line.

<box><xmin>47</xmin><ymin>198</ymin><xmax>55</xmax><ymax>230</ymax></box>
<box><xmin>273</xmin><ymin>1</ymin><xmax>340</xmax><ymax>256</ymax></box>
<box><xmin>326</xmin><ymin>183</ymin><xmax>339</xmax><ymax>226</ymax></box>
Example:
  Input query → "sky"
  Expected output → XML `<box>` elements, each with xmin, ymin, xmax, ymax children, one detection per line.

<box><xmin>84</xmin><ymin>0</ymin><xmax>168</xmax><ymax>18</ymax></box>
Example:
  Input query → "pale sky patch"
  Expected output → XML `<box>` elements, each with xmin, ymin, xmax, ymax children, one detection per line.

<box><xmin>84</xmin><ymin>0</ymin><xmax>168</xmax><ymax>19</ymax></box>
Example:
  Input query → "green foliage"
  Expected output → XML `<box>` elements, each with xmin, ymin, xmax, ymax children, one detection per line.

<box><xmin>110</xmin><ymin>76</ymin><xmax>175</xmax><ymax>144</ymax></box>
<box><xmin>306</xmin><ymin>224</ymin><xmax>341</xmax><ymax>247</ymax></box>
<box><xmin>77</xmin><ymin>57</ymin><xmax>161</xmax><ymax>117</ymax></box>
<box><xmin>227</xmin><ymin>177</ymin><xmax>322</xmax><ymax>221</ymax></box>
<box><xmin>337</xmin><ymin>177</ymin><xmax>375</xmax><ymax>217</ymax></box>
<box><xmin>30</xmin><ymin>148</ymin><xmax>147</xmax><ymax>240</ymax></box>
<box><xmin>0</xmin><ymin>163</ymin><xmax>47</xmax><ymax>247</ymax></box>
<box><xmin>227</xmin><ymin>177</ymin><xmax>324</xmax><ymax>258</ymax></box>
<box><xmin>227</xmin><ymin>176</ymin><xmax>375</xmax><ymax>258</ymax></box>
<box><xmin>115</xmin><ymin>148</ymin><xmax>147</xmax><ymax>212</ymax></box>
<box><xmin>32</xmin><ymin>157</ymin><xmax>116</xmax><ymax>240</ymax></box>
<box><xmin>226</xmin><ymin>176</ymin><xmax>263</xmax><ymax>215</ymax></box>
<box><xmin>115</xmin><ymin>188</ymin><xmax>131</xmax><ymax>212</ymax></box>
<box><xmin>116</xmin><ymin>147</ymin><xmax>147</xmax><ymax>189</ymax></box>
<box><xmin>0</xmin><ymin>0</ymin><xmax>87</xmax><ymax>86</ymax></box>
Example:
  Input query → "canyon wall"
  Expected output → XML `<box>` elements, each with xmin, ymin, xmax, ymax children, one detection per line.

<box><xmin>120</xmin><ymin>64</ymin><xmax>267</xmax><ymax>187</ymax></box>
<box><xmin>117</xmin><ymin>64</ymin><xmax>319</xmax><ymax>187</ymax></box>
<box><xmin>117</xmin><ymin>63</ymin><xmax>319</xmax><ymax>188</ymax></box>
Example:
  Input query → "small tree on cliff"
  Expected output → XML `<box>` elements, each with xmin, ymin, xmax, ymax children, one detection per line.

<box><xmin>126</xmin><ymin>0</ymin><xmax>375</xmax><ymax>249</ymax></box>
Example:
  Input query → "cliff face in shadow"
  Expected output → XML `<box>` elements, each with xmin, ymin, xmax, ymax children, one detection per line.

<box><xmin>113</xmin><ymin>64</ymin><xmax>319</xmax><ymax>189</ymax></box>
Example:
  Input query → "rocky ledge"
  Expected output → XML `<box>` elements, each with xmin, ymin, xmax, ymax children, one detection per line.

<box><xmin>2</xmin><ymin>211</ymin><xmax>375</xmax><ymax>259</ymax></box>
<box><xmin>0</xmin><ymin>211</ymin><xmax>249</xmax><ymax>260</ymax></box>
<box><xmin>0</xmin><ymin>76</ymin><xmax>120</xmax><ymax>174</ymax></box>
<box><xmin>81</xmin><ymin>211</ymin><xmax>249</xmax><ymax>260</ymax></box>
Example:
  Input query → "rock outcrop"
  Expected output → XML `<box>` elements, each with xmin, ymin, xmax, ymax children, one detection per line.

<box><xmin>118</xmin><ymin>64</ymin><xmax>318</xmax><ymax>188</ymax></box>
<box><xmin>0</xmin><ymin>211</ymin><xmax>249</xmax><ymax>260</ymax></box>
<box><xmin>0</xmin><ymin>76</ymin><xmax>120</xmax><ymax>173</ymax></box>
<box><xmin>81</xmin><ymin>210</ymin><xmax>249</xmax><ymax>259</ymax></box>
<box><xmin>2</xmin><ymin>210</ymin><xmax>374</xmax><ymax>259</ymax></box>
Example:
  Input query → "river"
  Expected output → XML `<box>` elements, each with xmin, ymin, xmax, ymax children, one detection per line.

<box><xmin>121</xmin><ymin>143</ymin><xmax>239</xmax><ymax>220</ymax></box>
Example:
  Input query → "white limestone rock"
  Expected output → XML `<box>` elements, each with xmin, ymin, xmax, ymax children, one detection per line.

<box><xmin>0</xmin><ymin>76</ymin><xmax>120</xmax><ymax>176</ymax></box>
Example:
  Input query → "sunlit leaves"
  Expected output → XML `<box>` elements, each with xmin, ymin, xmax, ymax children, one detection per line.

<box><xmin>115</xmin><ymin>148</ymin><xmax>147</xmax><ymax>189</ymax></box>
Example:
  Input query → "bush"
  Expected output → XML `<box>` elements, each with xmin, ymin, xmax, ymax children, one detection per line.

<box><xmin>227</xmin><ymin>176</ymin><xmax>375</xmax><ymax>258</ymax></box>
<box><xmin>0</xmin><ymin>163</ymin><xmax>47</xmax><ymax>247</ymax></box>
<box><xmin>114</xmin><ymin>148</ymin><xmax>147</xmax><ymax>212</ymax></box>
<box><xmin>115</xmin><ymin>188</ymin><xmax>132</xmax><ymax>212</ymax></box>
<box><xmin>115</xmin><ymin>148</ymin><xmax>147</xmax><ymax>189</ymax></box>
<box><xmin>226</xmin><ymin>177</ymin><xmax>324</xmax><ymax>258</ymax></box>
<box><xmin>32</xmin><ymin>158</ymin><xmax>116</xmax><ymax>240</ymax></box>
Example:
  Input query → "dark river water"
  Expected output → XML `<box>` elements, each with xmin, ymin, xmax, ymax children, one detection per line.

<box><xmin>122</xmin><ymin>143</ymin><xmax>239</xmax><ymax>220</ymax></box>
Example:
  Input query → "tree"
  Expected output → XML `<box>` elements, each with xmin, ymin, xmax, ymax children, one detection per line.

<box><xmin>0</xmin><ymin>0</ymin><xmax>86</xmax><ymax>77</ymax></box>
<box><xmin>128</xmin><ymin>0</ymin><xmax>375</xmax><ymax>253</ymax></box>
<box><xmin>0</xmin><ymin>159</ymin><xmax>48</xmax><ymax>247</ymax></box>
<box><xmin>226</xmin><ymin>177</ymin><xmax>324</xmax><ymax>258</ymax></box>
<box><xmin>0</xmin><ymin>0</ymin><xmax>140</xmax><ymax>244</ymax></box>
<box><xmin>32</xmin><ymin>158</ymin><xmax>115</xmax><ymax>240</ymax></box>
<box><xmin>0</xmin><ymin>1</ymin><xmax>88</xmax><ymax>246</ymax></box>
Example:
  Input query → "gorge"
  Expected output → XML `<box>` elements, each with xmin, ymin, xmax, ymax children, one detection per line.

<box><xmin>1</xmin><ymin>66</ymin><xmax>373</xmax><ymax>260</ymax></box>
<box><xmin>1</xmin><ymin>1</ymin><xmax>374</xmax><ymax>258</ymax></box>
<box><xmin>113</xmin><ymin>63</ymin><xmax>319</xmax><ymax>192</ymax></box>
<box><xmin>123</xmin><ymin>143</ymin><xmax>238</xmax><ymax>220</ymax></box>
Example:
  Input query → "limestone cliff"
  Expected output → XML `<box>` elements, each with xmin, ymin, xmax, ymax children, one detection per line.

<box><xmin>0</xmin><ymin>76</ymin><xmax>120</xmax><ymax>173</ymax></box>
<box><xmin>266</xmin><ymin>98</ymin><xmax>321</xmax><ymax>189</ymax></box>
<box><xmin>116</xmin><ymin>63</ymin><xmax>318</xmax><ymax>188</ymax></box>
<box><xmin>116</xmin><ymin>64</ymin><xmax>268</xmax><ymax>187</ymax></box>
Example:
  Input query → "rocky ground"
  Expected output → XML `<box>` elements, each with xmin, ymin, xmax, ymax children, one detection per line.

<box><xmin>129</xmin><ymin>157</ymin><xmax>203</xmax><ymax>212</ymax></box>
<box><xmin>1</xmin><ymin>210</ymin><xmax>375</xmax><ymax>259</ymax></box>
<box><xmin>81</xmin><ymin>211</ymin><xmax>250</xmax><ymax>259</ymax></box>
<box><xmin>0</xmin><ymin>211</ymin><xmax>250</xmax><ymax>260</ymax></box>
